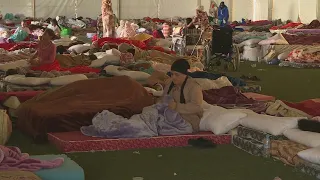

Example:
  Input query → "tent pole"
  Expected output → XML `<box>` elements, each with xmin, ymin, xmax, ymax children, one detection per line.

<box><xmin>117</xmin><ymin>0</ymin><xmax>121</xmax><ymax>20</ymax></box>
<box><xmin>317</xmin><ymin>0</ymin><xmax>320</xmax><ymax>19</ymax></box>
<box><xmin>33</xmin><ymin>0</ymin><xmax>35</xmax><ymax>18</ymax></box>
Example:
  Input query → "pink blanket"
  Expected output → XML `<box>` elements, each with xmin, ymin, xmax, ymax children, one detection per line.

<box><xmin>0</xmin><ymin>145</ymin><xmax>64</xmax><ymax>171</ymax></box>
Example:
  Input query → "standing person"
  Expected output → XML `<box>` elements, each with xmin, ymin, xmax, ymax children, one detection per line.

<box><xmin>218</xmin><ymin>2</ymin><xmax>229</xmax><ymax>27</ymax></box>
<box><xmin>187</xmin><ymin>6</ymin><xmax>211</xmax><ymax>31</ymax></box>
<box><xmin>101</xmin><ymin>0</ymin><xmax>115</xmax><ymax>37</ymax></box>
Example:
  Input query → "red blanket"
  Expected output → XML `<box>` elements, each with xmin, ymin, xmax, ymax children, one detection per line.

<box><xmin>283</xmin><ymin>99</ymin><xmax>320</xmax><ymax>117</ymax></box>
<box><xmin>31</xmin><ymin>60</ymin><xmax>100</xmax><ymax>74</ymax></box>
<box><xmin>0</xmin><ymin>42</ymin><xmax>37</xmax><ymax>51</ymax></box>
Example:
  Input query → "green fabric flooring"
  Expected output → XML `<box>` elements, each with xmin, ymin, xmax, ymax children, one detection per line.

<box><xmin>7</xmin><ymin>62</ymin><xmax>320</xmax><ymax>180</ymax></box>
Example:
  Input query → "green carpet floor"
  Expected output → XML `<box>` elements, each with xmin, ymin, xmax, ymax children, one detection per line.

<box><xmin>7</xmin><ymin>62</ymin><xmax>320</xmax><ymax>180</ymax></box>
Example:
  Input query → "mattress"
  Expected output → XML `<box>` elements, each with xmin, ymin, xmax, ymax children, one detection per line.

<box><xmin>237</xmin><ymin>126</ymin><xmax>287</xmax><ymax>144</ymax></box>
<box><xmin>32</xmin><ymin>154</ymin><xmax>85</xmax><ymax>180</ymax></box>
<box><xmin>279</xmin><ymin>61</ymin><xmax>320</xmax><ymax>69</ymax></box>
<box><xmin>297</xmin><ymin>160</ymin><xmax>320</xmax><ymax>179</ymax></box>
<box><xmin>232</xmin><ymin>135</ymin><xmax>265</xmax><ymax>157</ymax></box>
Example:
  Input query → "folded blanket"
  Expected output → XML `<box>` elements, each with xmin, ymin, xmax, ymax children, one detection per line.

<box><xmin>270</xmin><ymin>140</ymin><xmax>308</xmax><ymax>166</ymax></box>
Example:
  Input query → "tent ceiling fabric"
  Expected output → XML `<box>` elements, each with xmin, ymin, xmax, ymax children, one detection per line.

<box><xmin>0</xmin><ymin>0</ymin><xmax>318</xmax><ymax>22</ymax></box>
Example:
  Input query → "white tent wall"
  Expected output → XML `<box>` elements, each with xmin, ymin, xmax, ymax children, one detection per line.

<box><xmin>0</xmin><ymin>0</ymin><xmax>318</xmax><ymax>23</ymax></box>
<box><xmin>0</xmin><ymin>0</ymin><xmax>34</xmax><ymax>17</ymax></box>
<box><xmin>273</xmin><ymin>0</ymin><xmax>318</xmax><ymax>23</ymax></box>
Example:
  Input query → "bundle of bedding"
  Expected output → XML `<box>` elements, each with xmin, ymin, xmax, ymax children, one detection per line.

<box><xmin>16</xmin><ymin>76</ymin><xmax>154</xmax><ymax>140</ymax></box>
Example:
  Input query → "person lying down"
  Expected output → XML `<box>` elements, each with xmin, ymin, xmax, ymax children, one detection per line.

<box><xmin>81</xmin><ymin>59</ymin><xmax>204</xmax><ymax>138</ymax></box>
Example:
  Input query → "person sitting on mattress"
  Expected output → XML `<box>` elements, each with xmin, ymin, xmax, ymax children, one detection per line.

<box><xmin>164</xmin><ymin>59</ymin><xmax>204</xmax><ymax>132</ymax></box>
<box><xmin>47</xmin><ymin>19</ymin><xmax>61</xmax><ymax>39</ymax></box>
<box><xmin>28</xmin><ymin>29</ymin><xmax>57</xmax><ymax>66</ymax></box>
<box><xmin>8</xmin><ymin>20</ymin><xmax>32</xmax><ymax>42</ymax></box>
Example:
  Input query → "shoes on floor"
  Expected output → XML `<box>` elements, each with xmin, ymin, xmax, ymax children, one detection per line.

<box><xmin>188</xmin><ymin>138</ymin><xmax>217</xmax><ymax>148</ymax></box>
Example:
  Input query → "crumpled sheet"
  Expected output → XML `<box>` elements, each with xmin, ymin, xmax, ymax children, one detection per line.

<box><xmin>80</xmin><ymin>95</ymin><xmax>192</xmax><ymax>138</ymax></box>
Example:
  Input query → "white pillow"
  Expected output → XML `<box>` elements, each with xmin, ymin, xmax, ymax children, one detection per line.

<box><xmin>106</xmin><ymin>49</ymin><xmax>121</xmax><ymax>56</ymax></box>
<box><xmin>298</xmin><ymin>146</ymin><xmax>320</xmax><ymax>165</ymax></box>
<box><xmin>200</xmin><ymin>106</ymin><xmax>247</xmax><ymax>135</ymax></box>
<box><xmin>50</xmin><ymin>74</ymin><xmax>88</xmax><ymax>86</ymax></box>
<box><xmin>278</xmin><ymin>51</ymin><xmax>291</xmax><ymax>60</ymax></box>
<box><xmin>240</xmin><ymin>114</ymin><xmax>303</xmax><ymax>136</ymax></box>
<box><xmin>89</xmin><ymin>54</ymin><xmax>120</xmax><ymax>68</ymax></box>
<box><xmin>284</xmin><ymin>129</ymin><xmax>320</xmax><ymax>148</ymax></box>
<box><xmin>0</xmin><ymin>60</ymin><xmax>30</xmax><ymax>71</ymax></box>
<box><xmin>242</xmin><ymin>46</ymin><xmax>261</xmax><ymax>62</ymax></box>
<box><xmin>68</xmin><ymin>44</ymin><xmax>91</xmax><ymax>54</ymax></box>
<box><xmin>104</xmin><ymin>65</ymin><xmax>150</xmax><ymax>81</ymax></box>
<box><xmin>4</xmin><ymin>75</ymin><xmax>51</xmax><ymax>86</ymax></box>
<box><xmin>238</xmin><ymin>39</ymin><xmax>262</xmax><ymax>48</ymax></box>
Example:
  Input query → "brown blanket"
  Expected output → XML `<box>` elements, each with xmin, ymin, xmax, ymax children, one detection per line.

<box><xmin>270</xmin><ymin>140</ymin><xmax>309</xmax><ymax>166</ymax></box>
<box><xmin>16</xmin><ymin>76</ymin><xmax>154</xmax><ymax>140</ymax></box>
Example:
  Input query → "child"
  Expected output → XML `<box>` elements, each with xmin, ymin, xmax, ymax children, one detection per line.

<box><xmin>29</xmin><ymin>29</ymin><xmax>57</xmax><ymax>66</ymax></box>
<box><xmin>8</xmin><ymin>20</ymin><xmax>31</xmax><ymax>42</ymax></box>
<box><xmin>48</xmin><ymin>19</ymin><xmax>61</xmax><ymax>38</ymax></box>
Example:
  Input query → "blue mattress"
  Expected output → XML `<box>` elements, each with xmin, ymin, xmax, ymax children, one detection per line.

<box><xmin>31</xmin><ymin>154</ymin><xmax>84</xmax><ymax>180</ymax></box>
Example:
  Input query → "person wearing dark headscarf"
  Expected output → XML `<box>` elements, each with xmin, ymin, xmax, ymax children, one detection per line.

<box><xmin>163</xmin><ymin>59</ymin><xmax>204</xmax><ymax>132</ymax></box>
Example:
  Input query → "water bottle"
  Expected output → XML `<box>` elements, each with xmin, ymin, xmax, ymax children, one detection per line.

<box><xmin>263</xmin><ymin>135</ymin><xmax>271</xmax><ymax>158</ymax></box>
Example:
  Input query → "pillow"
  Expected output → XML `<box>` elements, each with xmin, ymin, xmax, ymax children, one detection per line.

<box><xmin>278</xmin><ymin>51</ymin><xmax>291</xmax><ymax>60</ymax></box>
<box><xmin>298</xmin><ymin>146</ymin><xmax>320</xmax><ymax>165</ymax></box>
<box><xmin>106</xmin><ymin>48</ymin><xmax>121</xmax><ymax>56</ymax></box>
<box><xmin>104</xmin><ymin>65</ymin><xmax>150</xmax><ymax>81</ymax></box>
<box><xmin>4</xmin><ymin>75</ymin><xmax>51</xmax><ymax>86</ymax></box>
<box><xmin>240</xmin><ymin>114</ymin><xmax>302</xmax><ymax>136</ymax></box>
<box><xmin>238</xmin><ymin>39</ymin><xmax>262</xmax><ymax>48</ymax></box>
<box><xmin>242</xmin><ymin>46</ymin><xmax>261</xmax><ymax>61</ymax></box>
<box><xmin>89</xmin><ymin>53</ymin><xmax>120</xmax><ymax>68</ymax></box>
<box><xmin>68</xmin><ymin>44</ymin><xmax>91</xmax><ymax>54</ymax></box>
<box><xmin>50</xmin><ymin>74</ymin><xmax>88</xmax><ymax>86</ymax></box>
<box><xmin>284</xmin><ymin>129</ymin><xmax>320</xmax><ymax>148</ymax></box>
<box><xmin>0</xmin><ymin>60</ymin><xmax>29</xmax><ymax>71</ymax></box>
<box><xmin>200</xmin><ymin>105</ymin><xmax>248</xmax><ymax>135</ymax></box>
